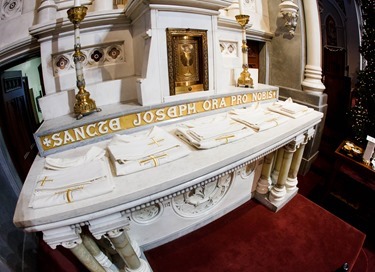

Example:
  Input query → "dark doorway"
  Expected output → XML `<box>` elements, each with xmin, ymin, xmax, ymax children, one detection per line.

<box><xmin>0</xmin><ymin>71</ymin><xmax>39</xmax><ymax>180</ymax></box>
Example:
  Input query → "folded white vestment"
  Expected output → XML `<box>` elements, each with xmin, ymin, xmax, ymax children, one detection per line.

<box><xmin>45</xmin><ymin>146</ymin><xmax>106</xmax><ymax>170</ymax></box>
<box><xmin>30</xmin><ymin>158</ymin><xmax>114</xmax><ymax>209</ymax></box>
<box><xmin>107</xmin><ymin>126</ymin><xmax>191</xmax><ymax>176</ymax></box>
<box><xmin>175</xmin><ymin>115</ymin><xmax>254</xmax><ymax>149</ymax></box>
<box><xmin>267</xmin><ymin>97</ymin><xmax>313</xmax><ymax>118</ymax></box>
<box><xmin>230</xmin><ymin>107</ymin><xmax>290</xmax><ymax>132</ymax></box>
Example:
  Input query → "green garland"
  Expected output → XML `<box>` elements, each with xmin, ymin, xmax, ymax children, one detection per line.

<box><xmin>348</xmin><ymin>0</ymin><xmax>375</xmax><ymax>145</ymax></box>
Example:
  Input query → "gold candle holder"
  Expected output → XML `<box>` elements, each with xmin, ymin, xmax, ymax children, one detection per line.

<box><xmin>67</xmin><ymin>6</ymin><xmax>101</xmax><ymax>120</ymax></box>
<box><xmin>235</xmin><ymin>14</ymin><xmax>253</xmax><ymax>88</ymax></box>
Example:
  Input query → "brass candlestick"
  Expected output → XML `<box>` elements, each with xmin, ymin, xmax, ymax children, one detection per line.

<box><xmin>67</xmin><ymin>6</ymin><xmax>101</xmax><ymax>120</ymax></box>
<box><xmin>235</xmin><ymin>14</ymin><xmax>253</xmax><ymax>88</ymax></box>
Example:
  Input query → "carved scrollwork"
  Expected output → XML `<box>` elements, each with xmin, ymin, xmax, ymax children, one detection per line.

<box><xmin>131</xmin><ymin>203</ymin><xmax>163</xmax><ymax>224</ymax></box>
<box><xmin>172</xmin><ymin>173</ymin><xmax>233</xmax><ymax>217</ymax></box>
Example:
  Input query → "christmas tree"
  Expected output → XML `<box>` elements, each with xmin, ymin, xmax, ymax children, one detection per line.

<box><xmin>348</xmin><ymin>0</ymin><xmax>375</xmax><ymax>145</ymax></box>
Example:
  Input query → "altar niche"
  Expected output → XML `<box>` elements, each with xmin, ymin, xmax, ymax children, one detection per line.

<box><xmin>166</xmin><ymin>28</ymin><xmax>209</xmax><ymax>95</ymax></box>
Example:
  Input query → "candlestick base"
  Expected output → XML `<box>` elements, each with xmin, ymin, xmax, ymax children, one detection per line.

<box><xmin>74</xmin><ymin>88</ymin><xmax>102</xmax><ymax>120</ymax></box>
<box><xmin>237</xmin><ymin>66</ymin><xmax>253</xmax><ymax>88</ymax></box>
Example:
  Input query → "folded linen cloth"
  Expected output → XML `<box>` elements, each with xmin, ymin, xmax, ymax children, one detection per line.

<box><xmin>107</xmin><ymin>126</ymin><xmax>191</xmax><ymax>176</ymax></box>
<box><xmin>45</xmin><ymin>146</ymin><xmax>106</xmax><ymax>170</ymax></box>
<box><xmin>175</xmin><ymin>115</ymin><xmax>254</xmax><ymax>149</ymax></box>
<box><xmin>267</xmin><ymin>97</ymin><xmax>313</xmax><ymax>118</ymax></box>
<box><xmin>230</xmin><ymin>108</ymin><xmax>290</xmax><ymax>132</ymax></box>
<box><xmin>29</xmin><ymin>158</ymin><xmax>114</xmax><ymax>209</ymax></box>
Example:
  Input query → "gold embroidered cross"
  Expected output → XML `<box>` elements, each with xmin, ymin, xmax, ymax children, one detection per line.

<box><xmin>148</xmin><ymin>138</ymin><xmax>165</xmax><ymax>147</ymax></box>
<box><xmin>38</xmin><ymin>176</ymin><xmax>54</xmax><ymax>186</ymax></box>
<box><xmin>215</xmin><ymin>135</ymin><xmax>235</xmax><ymax>144</ymax></box>
<box><xmin>139</xmin><ymin>153</ymin><xmax>168</xmax><ymax>167</ymax></box>
<box><xmin>55</xmin><ymin>186</ymin><xmax>84</xmax><ymax>203</ymax></box>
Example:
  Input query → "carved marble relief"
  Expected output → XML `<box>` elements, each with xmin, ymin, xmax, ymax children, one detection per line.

<box><xmin>219</xmin><ymin>41</ymin><xmax>238</xmax><ymax>57</ymax></box>
<box><xmin>131</xmin><ymin>203</ymin><xmax>163</xmax><ymax>224</ymax></box>
<box><xmin>52</xmin><ymin>42</ymin><xmax>125</xmax><ymax>76</ymax></box>
<box><xmin>0</xmin><ymin>0</ymin><xmax>22</xmax><ymax>20</ymax></box>
<box><xmin>172</xmin><ymin>173</ymin><xmax>233</xmax><ymax>217</ymax></box>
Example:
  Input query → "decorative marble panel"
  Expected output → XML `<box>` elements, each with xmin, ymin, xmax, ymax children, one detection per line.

<box><xmin>52</xmin><ymin>42</ymin><xmax>125</xmax><ymax>76</ymax></box>
<box><xmin>0</xmin><ymin>0</ymin><xmax>22</xmax><ymax>20</ymax></box>
<box><xmin>219</xmin><ymin>41</ymin><xmax>238</xmax><ymax>57</ymax></box>
<box><xmin>172</xmin><ymin>173</ymin><xmax>233</xmax><ymax>218</ymax></box>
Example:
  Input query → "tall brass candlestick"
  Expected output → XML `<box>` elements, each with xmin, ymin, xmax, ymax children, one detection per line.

<box><xmin>235</xmin><ymin>14</ymin><xmax>253</xmax><ymax>88</ymax></box>
<box><xmin>67</xmin><ymin>6</ymin><xmax>101</xmax><ymax>120</ymax></box>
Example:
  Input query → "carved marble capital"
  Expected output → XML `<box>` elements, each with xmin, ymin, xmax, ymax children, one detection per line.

<box><xmin>43</xmin><ymin>225</ymin><xmax>82</xmax><ymax>249</ymax></box>
<box><xmin>89</xmin><ymin>212</ymin><xmax>130</xmax><ymax>240</ymax></box>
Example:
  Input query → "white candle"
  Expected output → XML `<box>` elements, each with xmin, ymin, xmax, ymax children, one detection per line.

<box><xmin>239</xmin><ymin>0</ymin><xmax>244</xmax><ymax>14</ymax></box>
<box><xmin>74</xmin><ymin>0</ymin><xmax>81</xmax><ymax>7</ymax></box>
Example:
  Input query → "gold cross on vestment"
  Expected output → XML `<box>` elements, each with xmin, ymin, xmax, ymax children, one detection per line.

<box><xmin>38</xmin><ymin>176</ymin><xmax>54</xmax><ymax>186</ymax></box>
<box><xmin>148</xmin><ymin>138</ymin><xmax>165</xmax><ymax>147</ymax></box>
<box><xmin>139</xmin><ymin>153</ymin><xmax>168</xmax><ymax>167</ymax></box>
<box><xmin>215</xmin><ymin>135</ymin><xmax>235</xmax><ymax>144</ymax></box>
<box><xmin>55</xmin><ymin>186</ymin><xmax>84</xmax><ymax>203</ymax></box>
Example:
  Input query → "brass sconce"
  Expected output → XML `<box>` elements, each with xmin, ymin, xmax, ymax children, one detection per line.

<box><xmin>67</xmin><ymin>4</ymin><xmax>101</xmax><ymax>120</ymax></box>
<box><xmin>235</xmin><ymin>14</ymin><xmax>253</xmax><ymax>88</ymax></box>
<box><xmin>279</xmin><ymin>0</ymin><xmax>299</xmax><ymax>37</ymax></box>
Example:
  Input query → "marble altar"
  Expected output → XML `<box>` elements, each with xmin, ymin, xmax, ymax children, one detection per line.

<box><xmin>14</xmin><ymin>89</ymin><xmax>323</xmax><ymax>271</ymax></box>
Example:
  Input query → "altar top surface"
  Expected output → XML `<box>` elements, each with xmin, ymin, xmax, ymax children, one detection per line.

<box><xmin>14</xmin><ymin>105</ymin><xmax>323</xmax><ymax>232</ymax></box>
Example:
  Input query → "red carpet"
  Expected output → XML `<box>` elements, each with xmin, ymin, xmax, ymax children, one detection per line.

<box><xmin>145</xmin><ymin>194</ymin><xmax>366</xmax><ymax>272</ymax></box>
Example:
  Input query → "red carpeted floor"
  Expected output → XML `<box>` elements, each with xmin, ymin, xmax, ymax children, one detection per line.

<box><xmin>145</xmin><ymin>194</ymin><xmax>366</xmax><ymax>272</ymax></box>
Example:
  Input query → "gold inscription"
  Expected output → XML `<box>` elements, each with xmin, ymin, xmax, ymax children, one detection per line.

<box><xmin>39</xmin><ymin>90</ymin><xmax>277</xmax><ymax>151</ymax></box>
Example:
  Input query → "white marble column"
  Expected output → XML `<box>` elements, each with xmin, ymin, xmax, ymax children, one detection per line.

<box><xmin>271</xmin><ymin>148</ymin><xmax>284</xmax><ymax>182</ymax></box>
<box><xmin>285</xmin><ymin>142</ymin><xmax>306</xmax><ymax>192</ymax></box>
<box><xmin>286</xmin><ymin>128</ymin><xmax>315</xmax><ymax>191</ymax></box>
<box><xmin>301</xmin><ymin>1</ymin><xmax>325</xmax><ymax>94</ymax></box>
<box><xmin>63</xmin><ymin>241</ymin><xmax>106</xmax><ymax>272</ymax></box>
<box><xmin>107</xmin><ymin>228</ymin><xmax>150</xmax><ymax>272</ymax></box>
<box><xmin>269</xmin><ymin>143</ymin><xmax>296</xmax><ymax>202</ymax></box>
<box><xmin>256</xmin><ymin>152</ymin><xmax>275</xmax><ymax>194</ymax></box>
<box><xmin>82</xmin><ymin>234</ymin><xmax>119</xmax><ymax>272</ymax></box>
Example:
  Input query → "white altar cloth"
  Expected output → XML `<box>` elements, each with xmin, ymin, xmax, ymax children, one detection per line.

<box><xmin>107</xmin><ymin>126</ymin><xmax>191</xmax><ymax>176</ymax></box>
<box><xmin>175</xmin><ymin>115</ymin><xmax>254</xmax><ymax>149</ymax></box>
<box><xmin>268</xmin><ymin>98</ymin><xmax>313</xmax><ymax>118</ymax></box>
<box><xmin>229</xmin><ymin>107</ymin><xmax>290</xmax><ymax>132</ymax></box>
<box><xmin>30</xmin><ymin>158</ymin><xmax>113</xmax><ymax>209</ymax></box>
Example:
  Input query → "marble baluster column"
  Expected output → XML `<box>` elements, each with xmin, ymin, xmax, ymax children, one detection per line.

<box><xmin>63</xmin><ymin>241</ymin><xmax>106</xmax><ymax>272</ymax></box>
<box><xmin>271</xmin><ymin>148</ymin><xmax>284</xmax><ymax>183</ymax></box>
<box><xmin>269</xmin><ymin>143</ymin><xmax>296</xmax><ymax>202</ymax></box>
<box><xmin>286</xmin><ymin>128</ymin><xmax>316</xmax><ymax>191</ymax></box>
<box><xmin>82</xmin><ymin>234</ymin><xmax>119</xmax><ymax>272</ymax></box>
<box><xmin>256</xmin><ymin>151</ymin><xmax>275</xmax><ymax>194</ymax></box>
<box><xmin>286</xmin><ymin>139</ymin><xmax>308</xmax><ymax>192</ymax></box>
<box><xmin>107</xmin><ymin>228</ymin><xmax>150</xmax><ymax>272</ymax></box>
